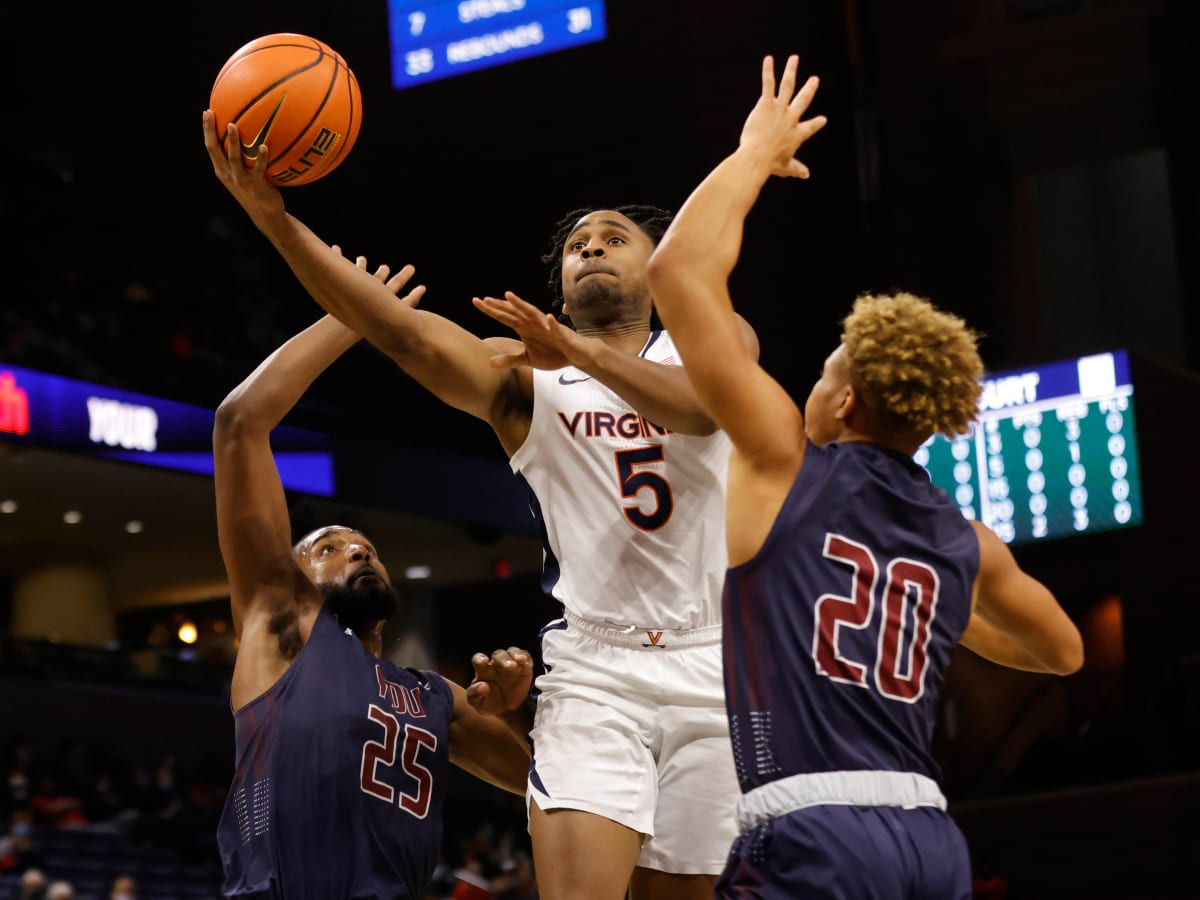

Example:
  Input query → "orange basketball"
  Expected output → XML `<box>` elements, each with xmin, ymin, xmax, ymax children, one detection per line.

<box><xmin>210</xmin><ymin>33</ymin><xmax>362</xmax><ymax>187</ymax></box>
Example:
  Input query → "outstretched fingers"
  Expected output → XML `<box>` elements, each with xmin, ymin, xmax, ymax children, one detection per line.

<box><xmin>472</xmin><ymin>296</ymin><xmax>521</xmax><ymax>328</ymax></box>
<box><xmin>399</xmin><ymin>284</ymin><xmax>426</xmax><ymax>308</ymax></box>
<box><xmin>353</xmin><ymin>254</ymin><xmax>391</xmax><ymax>282</ymax></box>
<box><xmin>342</xmin><ymin>251</ymin><xmax>423</xmax><ymax>304</ymax></box>
<box><xmin>761</xmin><ymin>54</ymin><xmax>777</xmax><ymax>100</ymax></box>
<box><xmin>798</xmin><ymin>113</ymin><xmax>829</xmax><ymax>140</ymax></box>
<box><xmin>789</xmin><ymin>74</ymin><xmax>821</xmax><ymax>117</ymax></box>
<box><xmin>374</xmin><ymin>262</ymin><xmax>422</xmax><ymax>306</ymax></box>
<box><xmin>474</xmin><ymin>293</ymin><xmax>552</xmax><ymax>334</ymax></box>
<box><xmin>777</xmin><ymin>54</ymin><xmax>800</xmax><ymax>103</ymax></box>
<box><xmin>501</xmin><ymin>291</ymin><xmax>540</xmax><ymax>316</ymax></box>
<box><xmin>385</xmin><ymin>262</ymin><xmax>417</xmax><ymax>287</ymax></box>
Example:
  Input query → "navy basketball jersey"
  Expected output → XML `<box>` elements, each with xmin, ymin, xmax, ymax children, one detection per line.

<box><xmin>723</xmin><ymin>441</ymin><xmax>979</xmax><ymax>792</ymax></box>
<box><xmin>217</xmin><ymin>605</ymin><xmax>454</xmax><ymax>899</ymax></box>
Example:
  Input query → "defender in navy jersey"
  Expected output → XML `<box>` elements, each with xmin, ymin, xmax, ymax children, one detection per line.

<box><xmin>208</xmin><ymin>265</ymin><xmax>535</xmax><ymax>899</ymax></box>
<box><xmin>648</xmin><ymin>56</ymin><xmax>1084</xmax><ymax>898</ymax></box>
<box><xmin>206</xmin><ymin>107</ymin><xmax>758</xmax><ymax>899</ymax></box>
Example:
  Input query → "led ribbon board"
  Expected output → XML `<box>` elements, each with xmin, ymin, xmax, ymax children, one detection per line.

<box><xmin>389</xmin><ymin>0</ymin><xmax>607</xmax><ymax>89</ymax></box>
<box><xmin>915</xmin><ymin>350</ymin><xmax>1143</xmax><ymax>544</ymax></box>
<box><xmin>0</xmin><ymin>363</ymin><xmax>334</xmax><ymax>497</ymax></box>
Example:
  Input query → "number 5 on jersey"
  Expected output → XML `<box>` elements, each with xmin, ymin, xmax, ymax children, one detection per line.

<box><xmin>615</xmin><ymin>446</ymin><xmax>674</xmax><ymax>531</ymax></box>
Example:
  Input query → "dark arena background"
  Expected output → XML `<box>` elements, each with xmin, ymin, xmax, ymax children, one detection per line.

<box><xmin>2</xmin><ymin>1</ymin><xmax>1198</xmax><ymax>897</ymax></box>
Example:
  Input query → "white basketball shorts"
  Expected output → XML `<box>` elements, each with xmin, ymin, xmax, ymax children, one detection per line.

<box><xmin>528</xmin><ymin>610</ymin><xmax>740</xmax><ymax>874</ymax></box>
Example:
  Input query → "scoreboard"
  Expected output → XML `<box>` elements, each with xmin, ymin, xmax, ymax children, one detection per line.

<box><xmin>388</xmin><ymin>0</ymin><xmax>607</xmax><ymax>90</ymax></box>
<box><xmin>914</xmin><ymin>350</ymin><xmax>1143</xmax><ymax>545</ymax></box>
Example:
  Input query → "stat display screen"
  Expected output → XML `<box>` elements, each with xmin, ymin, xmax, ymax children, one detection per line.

<box><xmin>914</xmin><ymin>350</ymin><xmax>1143</xmax><ymax>545</ymax></box>
<box><xmin>388</xmin><ymin>0</ymin><xmax>607</xmax><ymax>90</ymax></box>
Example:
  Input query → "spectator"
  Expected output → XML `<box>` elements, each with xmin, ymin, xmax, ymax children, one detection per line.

<box><xmin>27</xmin><ymin>775</ymin><xmax>87</xmax><ymax>829</ymax></box>
<box><xmin>449</xmin><ymin>852</ymin><xmax>493</xmax><ymax>900</ymax></box>
<box><xmin>19</xmin><ymin>867</ymin><xmax>47</xmax><ymax>900</ymax></box>
<box><xmin>47</xmin><ymin>882</ymin><xmax>74</xmax><ymax>900</ymax></box>
<box><xmin>5</xmin><ymin>771</ymin><xmax>31</xmax><ymax>817</ymax></box>
<box><xmin>2</xmin><ymin>737</ymin><xmax>35</xmax><ymax>819</ymax></box>
<box><xmin>0</xmin><ymin>810</ymin><xmax>44</xmax><ymax>874</ymax></box>
<box><xmin>109</xmin><ymin>875</ymin><xmax>137</xmax><ymax>900</ymax></box>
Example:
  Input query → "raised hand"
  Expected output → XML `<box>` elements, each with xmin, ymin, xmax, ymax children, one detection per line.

<box><xmin>202</xmin><ymin>109</ymin><xmax>287</xmax><ymax>228</ymax></box>
<box><xmin>466</xmin><ymin>646</ymin><xmax>534</xmax><ymax>715</ymax></box>
<box><xmin>333</xmin><ymin>246</ymin><xmax>427</xmax><ymax>309</ymax></box>
<box><xmin>739</xmin><ymin>54</ymin><xmax>827</xmax><ymax>179</ymax></box>
<box><xmin>473</xmin><ymin>291</ymin><xmax>599</xmax><ymax>371</ymax></box>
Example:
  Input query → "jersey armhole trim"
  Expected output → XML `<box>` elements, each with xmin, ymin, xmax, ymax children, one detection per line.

<box><xmin>230</xmin><ymin>604</ymin><xmax>330</xmax><ymax>718</ymax></box>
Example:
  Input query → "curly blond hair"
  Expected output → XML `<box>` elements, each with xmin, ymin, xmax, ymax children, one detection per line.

<box><xmin>841</xmin><ymin>292</ymin><xmax>983</xmax><ymax>438</ymax></box>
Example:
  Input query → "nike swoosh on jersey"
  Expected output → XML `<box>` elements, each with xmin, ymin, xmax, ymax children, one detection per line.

<box><xmin>238</xmin><ymin>96</ymin><xmax>287</xmax><ymax>160</ymax></box>
<box><xmin>558</xmin><ymin>374</ymin><xmax>593</xmax><ymax>385</ymax></box>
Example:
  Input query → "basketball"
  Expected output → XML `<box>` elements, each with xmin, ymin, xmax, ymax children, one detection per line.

<box><xmin>210</xmin><ymin>33</ymin><xmax>362</xmax><ymax>187</ymax></box>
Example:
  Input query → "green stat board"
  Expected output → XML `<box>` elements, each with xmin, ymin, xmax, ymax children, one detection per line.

<box><xmin>915</xmin><ymin>349</ymin><xmax>1143</xmax><ymax>545</ymax></box>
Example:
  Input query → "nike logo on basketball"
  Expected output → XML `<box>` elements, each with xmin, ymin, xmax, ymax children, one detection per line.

<box><xmin>239</xmin><ymin>97</ymin><xmax>287</xmax><ymax>160</ymax></box>
<box><xmin>558</xmin><ymin>373</ymin><xmax>592</xmax><ymax>385</ymax></box>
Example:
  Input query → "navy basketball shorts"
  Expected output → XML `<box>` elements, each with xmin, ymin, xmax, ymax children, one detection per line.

<box><xmin>715</xmin><ymin>803</ymin><xmax>971</xmax><ymax>899</ymax></box>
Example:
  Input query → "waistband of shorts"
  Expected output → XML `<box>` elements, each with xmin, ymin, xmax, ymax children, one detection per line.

<box><xmin>562</xmin><ymin>609</ymin><xmax>722</xmax><ymax>648</ymax></box>
<box><xmin>736</xmin><ymin>770</ymin><xmax>947</xmax><ymax>832</ymax></box>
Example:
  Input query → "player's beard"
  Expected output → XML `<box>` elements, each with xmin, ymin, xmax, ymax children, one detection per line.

<box><xmin>321</xmin><ymin>578</ymin><xmax>399</xmax><ymax>637</ymax></box>
<box><xmin>570</xmin><ymin>277</ymin><xmax>649</xmax><ymax>328</ymax></box>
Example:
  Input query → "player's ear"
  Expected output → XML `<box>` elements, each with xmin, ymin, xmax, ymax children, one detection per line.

<box><xmin>836</xmin><ymin>385</ymin><xmax>856</xmax><ymax>421</ymax></box>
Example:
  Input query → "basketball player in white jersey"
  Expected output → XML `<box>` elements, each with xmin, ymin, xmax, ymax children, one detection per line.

<box><xmin>204</xmin><ymin>109</ymin><xmax>756</xmax><ymax>900</ymax></box>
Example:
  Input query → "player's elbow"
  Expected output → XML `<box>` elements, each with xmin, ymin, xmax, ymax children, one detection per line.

<box><xmin>214</xmin><ymin>396</ymin><xmax>246</xmax><ymax>438</ymax></box>
<box><xmin>1048</xmin><ymin>628</ymin><xmax>1085</xmax><ymax>675</ymax></box>
<box><xmin>647</xmin><ymin>232</ymin><xmax>697</xmax><ymax>280</ymax></box>
<box><xmin>647</xmin><ymin>263</ymin><xmax>702</xmax><ymax>333</ymax></box>
<box><xmin>214</xmin><ymin>394</ymin><xmax>267</xmax><ymax>442</ymax></box>
<box><xmin>645</xmin><ymin>243</ymin><xmax>690</xmax><ymax>297</ymax></box>
<box><xmin>645</xmin><ymin>244</ymin><xmax>670</xmax><ymax>282</ymax></box>
<box><xmin>1028</xmin><ymin>619</ymin><xmax>1085</xmax><ymax>675</ymax></box>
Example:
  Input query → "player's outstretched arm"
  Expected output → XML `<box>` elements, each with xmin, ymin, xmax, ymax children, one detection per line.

<box><xmin>202</xmin><ymin>111</ymin><xmax>529</xmax><ymax>439</ymax></box>
<box><xmin>647</xmin><ymin>55</ymin><xmax>826</xmax><ymax>468</ymax></box>
<box><xmin>474</xmin><ymin>291</ymin><xmax>759</xmax><ymax>435</ymax></box>
<box><xmin>216</xmin><ymin>262</ymin><xmax>424</xmax><ymax>709</ymax></box>
<box><xmin>442</xmin><ymin>647</ymin><xmax>535</xmax><ymax>795</ymax></box>
<box><xmin>215</xmin><ymin>314</ymin><xmax>359</xmax><ymax>708</ymax></box>
<box><xmin>960</xmin><ymin>521</ymin><xmax>1084</xmax><ymax>675</ymax></box>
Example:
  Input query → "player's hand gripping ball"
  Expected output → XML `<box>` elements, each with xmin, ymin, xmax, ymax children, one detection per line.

<box><xmin>210</xmin><ymin>33</ymin><xmax>362</xmax><ymax>187</ymax></box>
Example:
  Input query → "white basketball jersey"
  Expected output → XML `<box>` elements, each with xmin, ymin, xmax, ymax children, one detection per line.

<box><xmin>509</xmin><ymin>330</ymin><xmax>729</xmax><ymax>629</ymax></box>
